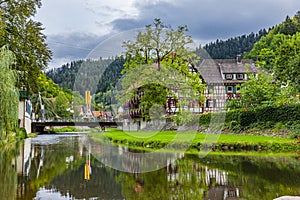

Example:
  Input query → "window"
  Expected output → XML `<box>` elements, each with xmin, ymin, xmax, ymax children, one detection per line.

<box><xmin>225</xmin><ymin>74</ymin><xmax>233</xmax><ymax>80</ymax></box>
<box><xmin>206</xmin><ymin>99</ymin><xmax>216</xmax><ymax>108</ymax></box>
<box><xmin>227</xmin><ymin>86</ymin><xmax>233</xmax><ymax>93</ymax></box>
<box><xmin>208</xmin><ymin>85</ymin><xmax>214</xmax><ymax>94</ymax></box>
<box><xmin>237</xmin><ymin>74</ymin><xmax>244</xmax><ymax>80</ymax></box>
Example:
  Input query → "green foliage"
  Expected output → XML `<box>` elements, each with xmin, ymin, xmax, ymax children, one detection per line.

<box><xmin>46</xmin><ymin>58</ymin><xmax>117</xmax><ymax>95</ymax></box>
<box><xmin>0</xmin><ymin>46</ymin><xmax>18</xmax><ymax>140</ymax></box>
<box><xmin>245</xmin><ymin>11</ymin><xmax>300</xmax><ymax>92</ymax></box>
<box><xmin>36</xmin><ymin>73</ymin><xmax>61</xmax><ymax>98</ymax></box>
<box><xmin>273</xmin><ymin>33</ymin><xmax>300</xmax><ymax>91</ymax></box>
<box><xmin>20</xmin><ymin>127</ymin><xmax>27</xmax><ymax>138</ymax></box>
<box><xmin>51</xmin><ymin>126</ymin><xmax>79</xmax><ymax>133</ymax></box>
<box><xmin>46</xmin><ymin>57</ymin><xmax>125</xmax><ymax>108</ymax></box>
<box><xmin>286</xmin><ymin>121</ymin><xmax>300</xmax><ymax>139</ymax></box>
<box><xmin>0</xmin><ymin>143</ymin><xmax>18</xmax><ymax>199</ymax></box>
<box><xmin>96</xmin><ymin>57</ymin><xmax>125</xmax><ymax>93</ymax></box>
<box><xmin>0</xmin><ymin>0</ymin><xmax>52</xmax><ymax>91</ymax></box>
<box><xmin>200</xmin><ymin>104</ymin><xmax>300</xmax><ymax>133</ymax></box>
<box><xmin>270</xmin><ymin>11</ymin><xmax>300</xmax><ymax>36</ymax></box>
<box><xmin>227</xmin><ymin>70</ymin><xmax>298</xmax><ymax>110</ymax></box>
<box><xmin>198</xmin><ymin>29</ymin><xmax>268</xmax><ymax>59</ymax></box>
<box><xmin>46</xmin><ymin>60</ymin><xmax>84</xmax><ymax>89</ymax></box>
<box><xmin>53</xmin><ymin>91</ymin><xmax>72</xmax><ymax>119</ymax></box>
<box><xmin>239</xmin><ymin>71</ymin><xmax>277</xmax><ymax>108</ymax></box>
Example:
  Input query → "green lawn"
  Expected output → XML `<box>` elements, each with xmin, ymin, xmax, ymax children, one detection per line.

<box><xmin>97</xmin><ymin>128</ymin><xmax>294</xmax><ymax>144</ymax></box>
<box><xmin>88</xmin><ymin>128</ymin><xmax>299</xmax><ymax>153</ymax></box>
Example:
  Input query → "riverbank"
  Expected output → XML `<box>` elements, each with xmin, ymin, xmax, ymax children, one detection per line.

<box><xmin>88</xmin><ymin>129</ymin><xmax>300</xmax><ymax>153</ymax></box>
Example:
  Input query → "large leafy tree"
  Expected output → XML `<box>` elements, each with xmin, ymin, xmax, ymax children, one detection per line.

<box><xmin>245</xmin><ymin>11</ymin><xmax>300</xmax><ymax>92</ymax></box>
<box><xmin>53</xmin><ymin>91</ymin><xmax>72</xmax><ymax>119</ymax></box>
<box><xmin>273</xmin><ymin>32</ymin><xmax>300</xmax><ymax>91</ymax></box>
<box><xmin>0</xmin><ymin>46</ymin><xmax>18</xmax><ymax>140</ymax></box>
<box><xmin>227</xmin><ymin>71</ymin><xmax>297</xmax><ymax>110</ymax></box>
<box><xmin>121</xmin><ymin>19</ymin><xmax>205</xmax><ymax>119</ymax></box>
<box><xmin>0</xmin><ymin>0</ymin><xmax>52</xmax><ymax>91</ymax></box>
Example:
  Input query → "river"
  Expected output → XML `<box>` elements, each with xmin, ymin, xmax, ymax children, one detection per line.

<box><xmin>0</xmin><ymin>133</ymin><xmax>300</xmax><ymax>199</ymax></box>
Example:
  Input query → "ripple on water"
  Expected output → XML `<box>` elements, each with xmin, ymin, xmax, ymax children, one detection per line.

<box><xmin>30</xmin><ymin>133</ymin><xmax>85</xmax><ymax>145</ymax></box>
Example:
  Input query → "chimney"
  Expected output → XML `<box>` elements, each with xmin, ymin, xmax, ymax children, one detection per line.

<box><xmin>237</xmin><ymin>54</ymin><xmax>242</xmax><ymax>64</ymax></box>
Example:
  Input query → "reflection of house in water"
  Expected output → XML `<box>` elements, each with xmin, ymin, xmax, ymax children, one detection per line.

<box><xmin>203</xmin><ymin>167</ymin><xmax>240</xmax><ymax>200</ymax></box>
<box><xmin>16</xmin><ymin>139</ymin><xmax>33</xmax><ymax>176</ymax></box>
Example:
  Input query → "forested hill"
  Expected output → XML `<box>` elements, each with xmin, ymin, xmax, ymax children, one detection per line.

<box><xmin>46</xmin><ymin>57</ymin><xmax>125</xmax><ymax>94</ymax></box>
<box><xmin>244</xmin><ymin>11</ymin><xmax>300</xmax><ymax>91</ymax></box>
<box><xmin>197</xmin><ymin>29</ymin><xmax>268</xmax><ymax>59</ymax></box>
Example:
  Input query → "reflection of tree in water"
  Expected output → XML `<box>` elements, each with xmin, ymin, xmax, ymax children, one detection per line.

<box><xmin>115</xmin><ymin>155</ymin><xmax>300</xmax><ymax>200</ymax></box>
<box><xmin>49</xmin><ymin>158</ymin><xmax>124</xmax><ymax>199</ymax></box>
<box><xmin>0</xmin><ymin>143</ymin><xmax>19</xmax><ymax>200</ymax></box>
<box><xmin>116</xmin><ymin>157</ymin><xmax>210</xmax><ymax>199</ymax></box>
<box><xmin>199</xmin><ymin>155</ymin><xmax>300</xmax><ymax>199</ymax></box>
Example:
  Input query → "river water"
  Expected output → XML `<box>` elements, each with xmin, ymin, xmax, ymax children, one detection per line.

<box><xmin>0</xmin><ymin>133</ymin><xmax>300</xmax><ymax>200</ymax></box>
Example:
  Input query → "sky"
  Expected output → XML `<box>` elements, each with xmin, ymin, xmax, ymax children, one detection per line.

<box><xmin>34</xmin><ymin>0</ymin><xmax>300</xmax><ymax>69</ymax></box>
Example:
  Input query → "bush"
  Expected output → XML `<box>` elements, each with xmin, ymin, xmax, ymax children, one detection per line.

<box><xmin>18</xmin><ymin>128</ymin><xmax>27</xmax><ymax>139</ymax></box>
<box><xmin>288</xmin><ymin>122</ymin><xmax>300</xmax><ymax>138</ymax></box>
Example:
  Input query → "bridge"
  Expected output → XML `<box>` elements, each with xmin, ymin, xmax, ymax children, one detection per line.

<box><xmin>31</xmin><ymin>121</ymin><xmax>119</xmax><ymax>133</ymax></box>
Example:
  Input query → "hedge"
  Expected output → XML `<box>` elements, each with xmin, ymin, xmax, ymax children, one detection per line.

<box><xmin>198</xmin><ymin>103</ymin><xmax>300</xmax><ymax>130</ymax></box>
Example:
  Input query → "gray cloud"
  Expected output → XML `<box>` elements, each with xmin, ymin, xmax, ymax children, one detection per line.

<box><xmin>46</xmin><ymin>32</ymin><xmax>107</xmax><ymax>68</ymax></box>
<box><xmin>44</xmin><ymin>0</ymin><xmax>300</xmax><ymax>69</ymax></box>
<box><xmin>111</xmin><ymin>0</ymin><xmax>300</xmax><ymax>41</ymax></box>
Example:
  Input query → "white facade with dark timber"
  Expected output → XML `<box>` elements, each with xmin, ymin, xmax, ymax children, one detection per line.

<box><xmin>198</xmin><ymin>57</ymin><xmax>257</xmax><ymax>113</ymax></box>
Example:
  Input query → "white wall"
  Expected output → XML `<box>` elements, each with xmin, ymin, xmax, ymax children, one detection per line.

<box><xmin>19</xmin><ymin>100</ymin><xmax>32</xmax><ymax>133</ymax></box>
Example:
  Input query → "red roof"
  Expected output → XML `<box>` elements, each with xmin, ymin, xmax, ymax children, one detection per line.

<box><xmin>92</xmin><ymin>111</ymin><xmax>101</xmax><ymax>118</ymax></box>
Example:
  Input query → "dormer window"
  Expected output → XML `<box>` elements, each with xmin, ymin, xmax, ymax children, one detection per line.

<box><xmin>237</xmin><ymin>74</ymin><xmax>244</xmax><ymax>80</ymax></box>
<box><xmin>225</xmin><ymin>74</ymin><xmax>233</xmax><ymax>80</ymax></box>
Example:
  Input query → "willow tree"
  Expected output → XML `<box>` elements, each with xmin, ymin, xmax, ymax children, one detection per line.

<box><xmin>120</xmin><ymin>19</ymin><xmax>205</xmax><ymax>120</ymax></box>
<box><xmin>0</xmin><ymin>46</ymin><xmax>18</xmax><ymax>140</ymax></box>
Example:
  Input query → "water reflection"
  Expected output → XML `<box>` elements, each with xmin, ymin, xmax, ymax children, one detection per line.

<box><xmin>0</xmin><ymin>135</ymin><xmax>299</xmax><ymax>199</ymax></box>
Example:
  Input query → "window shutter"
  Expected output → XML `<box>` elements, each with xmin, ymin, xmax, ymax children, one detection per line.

<box><xmin>233</xmin><ymin>86</ymin><xmax>236</xmax><ymax>94</ymax></box>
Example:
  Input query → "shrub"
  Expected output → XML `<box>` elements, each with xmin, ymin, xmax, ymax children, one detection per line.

<box><xmin>198</xmin><ymin>103</ymin><xmax>300</xmax><ymax>132</ymax></box>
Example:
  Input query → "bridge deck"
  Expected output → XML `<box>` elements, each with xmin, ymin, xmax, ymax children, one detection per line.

<box><xmin>31</xmin><ymin>121</ymin><xmax>119</xmax><ymax>133</ymax></box>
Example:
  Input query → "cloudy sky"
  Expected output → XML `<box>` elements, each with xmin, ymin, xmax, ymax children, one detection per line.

<box><xmin>35</xmin><ymin>0</ymin><xmax>300</xmax><ymax>69</ymax></box>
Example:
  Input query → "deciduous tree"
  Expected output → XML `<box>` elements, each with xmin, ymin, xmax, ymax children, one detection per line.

<box><xmin>120</xmin><ymin>19</ymin><xmax>205</xmax><ymax>119</ymax></box>
<box><xmin>0</xmin><ymin>0</ymin><xmax>52</xmax><ymax>91</ymax></box>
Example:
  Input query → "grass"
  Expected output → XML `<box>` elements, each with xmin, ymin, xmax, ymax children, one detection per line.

<box><xmin>88</xmin><ymin>128</ymin><xmax>300</xmax><ymax>153</ymax></box>
<box><xmin>96</xmin><ymin>128</ymin><xmax>294</xmax><ymax>144</ymax></box>
<box><xmin>50</xmin><ymin>126</ymin><xmax>80</xmax><ymax>133</ymax></box>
